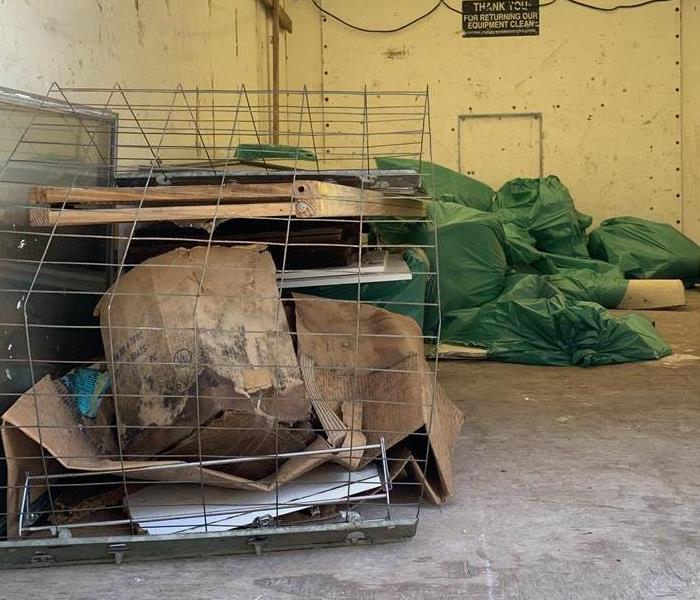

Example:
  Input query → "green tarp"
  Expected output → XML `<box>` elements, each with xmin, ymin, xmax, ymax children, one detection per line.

<box><xmin>441</xmin><ymin>274</ymin><xmax>671</xmax><ymax>367</ymax></box>
<box><xmin>365</xmin><ymin>158</ymin><xmax>673</xmax><ymax>367</ymax></box>
<box><xmin>234</xmin><ymin>143</ymin><xmax>317</xmax><ymax>162</ymax></box>
<box><xmin>494</xmin><ymin>176</ymin><xmax>591</xmax><ymax>258</ymax></box>
<box><xmin>527</xmin><ymin>252</ymin><xmax>629</xmax><ymax>308</ymax></box>
<box><xmin>369</xmin><ymin>198</ymin><xmax>509</xmax><ymax>336</ymax></box>
<box><xmin>375</xmin><ymin>156</ymin><xmax>494</xmax><ymax>212</ymax></box>
<box><xmin>588</xmin><ymin>216</ymin><xmax>700</xmax><ymax>284</ymax></box>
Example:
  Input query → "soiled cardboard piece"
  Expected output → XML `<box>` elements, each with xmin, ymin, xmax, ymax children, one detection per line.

<box><xmin>2</xmin><ymin>376</ymin><xmax>331</xmax><ymax>537</ymax></box>
<box><xmin>293</xmin><ymin>294</ymin><xmax>464</xmax><ymax>501</ymax></box>
<box><xmin>94</xmin><ymin>245</ymin><xmax>309</xmax><ymax>455</ymax></box>
<box><xmin>387</xmin><ymin>444</ymin><xmax>442</xmax><ymax>505</ymax></box>
<box><xmin>164</xmin><ymin>407</ymin><xmax>316</xmax><ymax>480</ymax></box>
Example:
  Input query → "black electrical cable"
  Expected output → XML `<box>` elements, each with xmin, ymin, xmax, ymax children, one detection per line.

<box><xmin>440</xmin><ymin>1</ymin><xmax>463</xmax><ymax>15</ymax></box>
<box><xmin>311</xmin><ymin>0</ymin><xmax>674</xmax><ymax>34</ymax></box>
<box><xmin>311</xmin><ymin>0</ymin><xmax>442</xmax><ymax>33</ymax></box>
<box><xmin>567</xmin><ymin>0</ymin><xmax>671</xmax><ymax>10</ymax></box>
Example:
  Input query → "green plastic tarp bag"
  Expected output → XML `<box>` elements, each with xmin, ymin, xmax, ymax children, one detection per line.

<box><xmin>532</xmin><ymin>252</ymin><xmax>629</xmax><ymax>308</ymax></box>
<box><xmin>494</xmin><ymin>176</ymin><xmax>591</xmax><ymax>258</ymax></box>
<box><xmin>374</xmin><ymin>156</ymin><xmax>494</xmax><ymax>212</ymax></box>
<box><xmin>440</xmin><ymin>274</ymin><xmax>671</xmax><ymax>367</ymax></box>
<box><xmin>588</xmin><ymin>216</ymin><xmax>700</xmax><ymax>284</ymax></box>
<box><xmin>234</xmin><ymin>143</ymin><xmax>316</xmax><ymax>162</ymax></box>
<box><xmin>370</xmin><ymin>201</ymin><xmax>509</xmax><ymax>336</ymax></box>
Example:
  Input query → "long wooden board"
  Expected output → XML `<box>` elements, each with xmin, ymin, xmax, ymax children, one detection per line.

<box><xmin>29</xmin><ymin>179</ymin><xmax>426</xmax><ymax>226</ymax></box>
<box><xmin>30</xmin><ymin>180</ymin><xmax>409</xmax><ymax>205</ymax></box>
<box><xmin>30</xmin><ymin>182</ymin><xmax>302</xmax><ymax>204</ymax></box>
<box><xmin>30</xmin><ymin>197</ymin><xmax>426</xmax><ymax>226</ymax></box>
<box><xmin>30</xmin><ymin>203</ymin><xmax>297</xmax><ymax>226</ymax></box>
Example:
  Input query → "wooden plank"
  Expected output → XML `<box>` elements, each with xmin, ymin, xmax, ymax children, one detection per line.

<box><xmin>296</xmin><ymin>180</ymin><xmax>386</xmax><ymax>203</ymax></box>
<box><xmin>616</xmin><ymin>279</ymin><xmax>686</xmax><ymax>310</ymax></box>
<box><xmin>257</xmin><ymin>0</ymin><xmax>293</xmax><ymax>32</ymax></box>
<box><xmin>30</xmin><ymin>179</ymin><xmax>427</xmax><ymax>225</ymax></box>
<box><xmin>272</xmin><ymin>0</ymin><xmax>280</xmax><ymax>144</ymax></box>
<box><xmin>30</xmin><ymin>202</ymin><xmax>297</xmax><ymax>226</ymax></box>
<box><xmin>30</xmin><ymin>180</ymin><xmax>421</xmax><ymax>208</ymax></box>
<box><xmin>295</xmin><ymin>195</ymin><xmax>426</xmax><ymax>218</ymax></box>
<box><xmin>294</xmin><ymin>180</ymin><xmax>426</xmax><ymax>218</ymax></box>
<box><xmin>426</xmin><ymin>343</ymin><xmax>489</xmax><ymax>360</ymax></box>
<box><xmin>30</xmin><ymin>182</ymin><xmax>301</xmax><ymax>205</ymax></box>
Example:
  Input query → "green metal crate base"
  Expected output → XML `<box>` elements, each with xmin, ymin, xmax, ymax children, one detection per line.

<box><xmin>0</xmin><ymin>518</ymin><xmax>418</xmax><ymax>569</ymax></box>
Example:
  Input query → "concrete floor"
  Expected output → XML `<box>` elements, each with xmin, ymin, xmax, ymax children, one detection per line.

<box><xmin>4</xmin><ymin>292</ymin><xmax>700</xmax><ymax>599</ymax></box>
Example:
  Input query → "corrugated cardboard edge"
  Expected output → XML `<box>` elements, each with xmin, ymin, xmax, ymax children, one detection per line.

<box><xmin>2</xmin><ymin>376</ymin><xmax>333</xmax><ymax>538</ymax></box>
<box><xmin>293</xmin><ymin>294</ymin><xmax>464</xmax><ymax>502</ymax></box>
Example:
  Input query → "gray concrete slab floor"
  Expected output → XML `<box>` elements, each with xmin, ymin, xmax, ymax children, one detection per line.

<box><xmin>3</xmin><ymin>292</ymin><xmax>700</xmax><ymax>599</ymax></box>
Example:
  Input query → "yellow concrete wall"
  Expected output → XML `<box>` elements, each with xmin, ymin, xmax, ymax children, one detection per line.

<box><xmin>682</xmin><ymin>1</ymin><xmax>700</xmax><ymax>240</ymax></box>
<box><xmin>2</xmin><ymin>0</ymin><xmax>694</xmax><ymax>238</ymax></box>
<box><xmin>0</xmin><ymin>0</ymin><xmax>299</xmax><ymax>150</ymax></box>
<box><xmin>286</xmin><ymin>0</ymin><xmax>695</xmax><ymax>238</ymax></box>
<box><xmin>0</xmin><ymin>0</ymin><xmax>274</xmax><ymax>92</ymax></box>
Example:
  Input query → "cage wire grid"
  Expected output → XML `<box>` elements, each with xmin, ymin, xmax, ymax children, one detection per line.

<box><xmin>0</xmin><ymin>84</ymin><xmax>443</xmax><ymax>555</ymax></box>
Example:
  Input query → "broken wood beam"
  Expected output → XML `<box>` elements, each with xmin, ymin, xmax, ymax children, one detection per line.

<box><xmin>30</xmin><ymin>197</ymin><xmax>426</xmax><ymax>226</ymax></box>
<box><xmin>30</xmin><ymin>180</ymin><xmax>417</xmax><ymax>206</ymax></box>
<box><xmin>29</xmin><ymin>203</ymin><xmax>297</xmax><ymax>226</ymax></box>
<box><xmin>30</xmin><ymin>182</ymin><xmax>302</xmax><ymax>205</ymax></box>
<box><xmin>29</xmin><ymin>180</ymin><xmax>427</xmax><ymax>225</ymax></box>
<box><xmin>257</xmin><ymin>0</ymin><xmax>293</xmax><ymax>32</ymax></box>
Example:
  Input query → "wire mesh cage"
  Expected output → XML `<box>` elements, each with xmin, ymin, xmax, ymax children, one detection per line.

<box><xmin>0</xmin><ymin>84</ymin><xmax>461</xmax><ymax>567</ymax></box>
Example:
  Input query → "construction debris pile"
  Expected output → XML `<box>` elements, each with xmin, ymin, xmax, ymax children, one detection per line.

<box><xmin>4</xmin><ymin>166</ymin><xmax>462</xmax><ymax>539</ymax></box>
<box><xmin>7</xmin><ymin>147</ymin><xmax>698</xmax><ymax>539</ymax></box>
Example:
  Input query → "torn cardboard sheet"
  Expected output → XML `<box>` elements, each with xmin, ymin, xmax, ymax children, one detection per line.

<box><xmin>293</xmin><ymin>294</ymin><xmax>464</xmax><ymax>501</ymax></box>
<box><xmin>387</xmin><ymin>444</ymin><xmax>442</xmax><ymax>505</ymax></box>
<box><xmin>1</xmin><ymin>376</ymin><xmax>332</xmax><ymax>537</ymax></box>
<box><xmin>94</xmin><ymin>245</ymin><xmax>309</xmax><ymax>455</ymax></box>
<box><xmin>299</xmin><ymin>354</ymin><xmax>348</xmax><ymax>448</ymax></box>
<box><xmin>128</xmin><ymin>463</ymin><xmax>382</xmax><ymax>535</ymax></box>
<box><xmin>164</xmin><ymin>407</ymin><xmax>316</xmax><ymax>480</ymax></box>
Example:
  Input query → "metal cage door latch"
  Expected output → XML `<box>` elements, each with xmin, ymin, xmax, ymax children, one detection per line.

<box><xmin>108</xmin><ymin>543</ymin><xmax>129</xmax><ymax>564</ymax></box>
<box><xmin>345</xmin><ymin>531</ymin><xmax>367</xmax><ymax>545</ymax></box>
<box><xmin>246</xmin><ymin>535</ymin><xmax>269</xmax><ymax>555</ymax></box>
<box><xmin>29</xmin><ymin>552</ymin><xmax>55</xmax><ymax>565</ymax></box>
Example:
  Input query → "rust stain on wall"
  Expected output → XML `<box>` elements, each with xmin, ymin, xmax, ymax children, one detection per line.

<box><xmin>134</xmin><ymin>0</ymin><xmax>145</xmax><ymax>46</ymax></box>
<box><xmin>383</xmin><ymin>46</ymin><xmax>409</xmax><ymax>60</ymax></box>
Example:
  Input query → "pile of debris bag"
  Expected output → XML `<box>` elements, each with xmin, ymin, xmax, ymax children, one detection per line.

<box><xmin>316</xmin><ymin>157</ymin><xmax>700</xmax><ymax>367</ymax></box>
<box><xmin>2</xmin><ymin>245</ymin><xmax>463</xmax><ymax>537</ymax></box>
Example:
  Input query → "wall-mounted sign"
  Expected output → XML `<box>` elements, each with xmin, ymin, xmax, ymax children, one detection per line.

<box><xmin>462</xmin><ymin>1</ymin><xmax>540</xmax><ymax>38</ymax></box>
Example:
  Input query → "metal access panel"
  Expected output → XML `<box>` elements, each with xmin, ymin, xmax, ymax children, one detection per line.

<box><xmin>458</xmin><ymin>112</ymin><xmax>543</xmax><ymax>189</ymax></box>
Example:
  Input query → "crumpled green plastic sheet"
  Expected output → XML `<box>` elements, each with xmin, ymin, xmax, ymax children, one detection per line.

<box><xmin>494</xmin><ymin>176</ymin><xmax>591</xmax><ymax>258</ymax></box>
<box><xmin>234</xmin><ymin>143</ymin><xmax>317</xmax><ymax>162</ymax></box>
<box><xmin>588</xmin><ymin>216</ymin><xmax>700</xmax><ymax>284</ymax></box>
<box><xmin>441</xmin><ymin>274</ymin><xmax>671</xmax><ymax>367</ymax></box>
<box><xmin>370</xmin><ymin>196</ymin><xmax>509</xmax><ymax>335</ymax></box>
<box><xmin>368</xmin><ymin>158</ymin><xmax>671</xmax><ymax>366</ymax></box>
